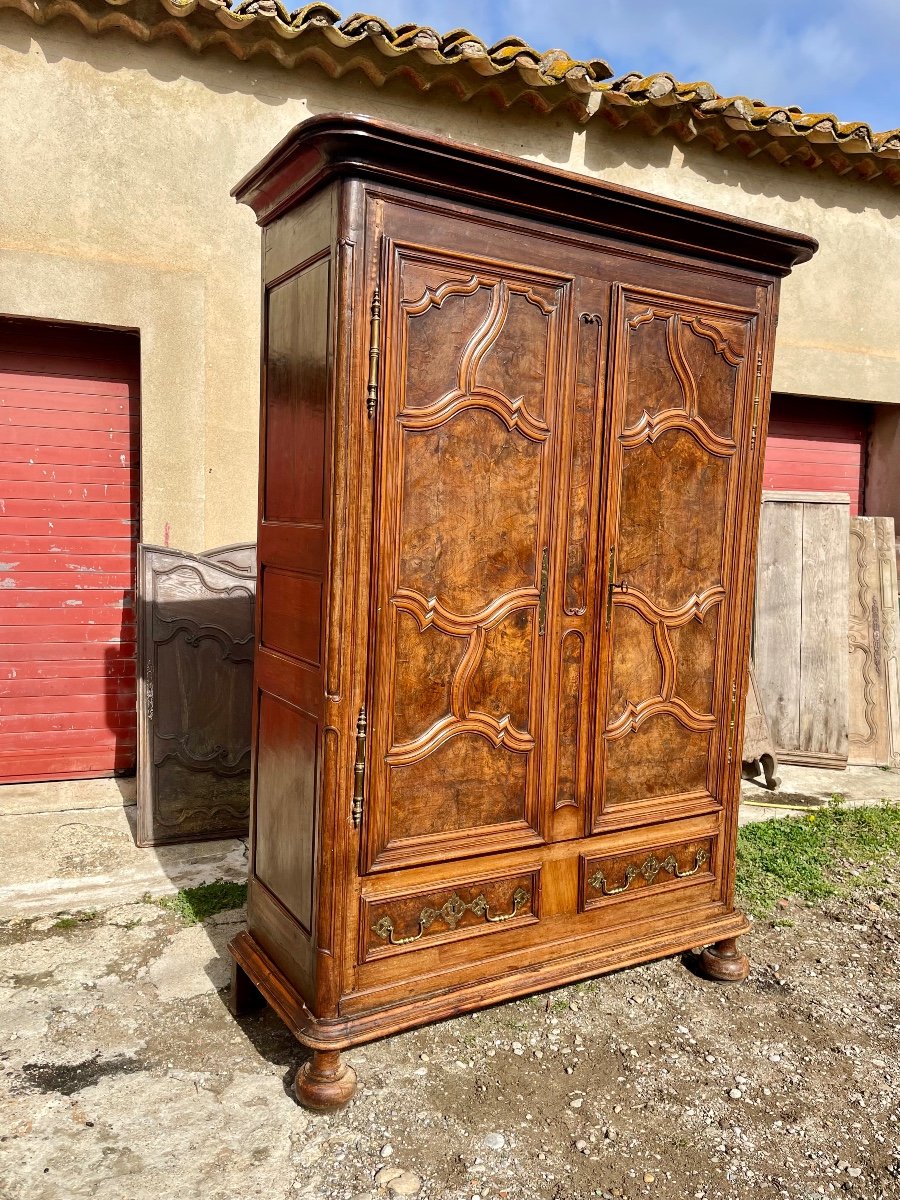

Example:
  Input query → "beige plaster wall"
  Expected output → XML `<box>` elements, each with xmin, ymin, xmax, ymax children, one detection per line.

<box><xmin>0</xmin><ymin>11</ymin><xmax>897</xmax><ymax>547</ymax></box>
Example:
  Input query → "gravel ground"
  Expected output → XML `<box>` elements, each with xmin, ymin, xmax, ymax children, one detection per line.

<box><xmin>2</xmin><ymin>874</ymin><xmax>899</xmax><ymax>1200</ymax></box>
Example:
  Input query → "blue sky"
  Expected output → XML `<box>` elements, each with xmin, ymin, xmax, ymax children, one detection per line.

<box><xmin>366</xmin><ymin>0</ymin><xmax>900</xmax><ymax>132</ymax></box>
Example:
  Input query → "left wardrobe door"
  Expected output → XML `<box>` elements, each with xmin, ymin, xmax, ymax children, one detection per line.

<box><xmin>362</xmin><ymin>219</ymin><xmax>573</xmax><ymax>873</ymax></box>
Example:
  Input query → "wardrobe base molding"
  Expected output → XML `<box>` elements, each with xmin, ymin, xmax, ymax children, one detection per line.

<box><xmin>230</xmin><ymin>907</ymin><xmax>749</xmax><ymax>1056</ymax></box>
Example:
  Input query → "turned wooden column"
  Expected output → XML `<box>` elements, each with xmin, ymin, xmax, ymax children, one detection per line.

<box><xmin>295</xmin><ymin>1050</ymin><xmax>358</xmax><ymax>1112</ymax></box>
<box><xmin>699</xmin><ymin>936</ymin><xmax>750</xmax><ymax>982</ymax></box>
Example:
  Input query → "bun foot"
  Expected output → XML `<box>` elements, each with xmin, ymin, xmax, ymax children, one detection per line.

<box><xmin>699</xmin><ymin>936</ymin><xmax>750</xmax><ymax>982</ymax></box>
<box><xmin>295</xmin><ymin>1050</ymin><xmax>357</xmax><ymax>1112</ymax></box>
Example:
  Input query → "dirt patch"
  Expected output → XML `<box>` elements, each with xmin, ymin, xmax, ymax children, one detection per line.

<box><xmin>19</xmin><ymin>1055</ymin><xmax>145</xmax><ymax>1097</ymax></box>
<box><xmin>1</xmin><ymin>878</ymin><xmax>898</xmax><ymax>1200</ymax></box>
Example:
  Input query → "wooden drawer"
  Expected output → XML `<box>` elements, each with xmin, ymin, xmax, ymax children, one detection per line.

<box><xmin>360</xmin><ymin>867</ymin><xmax>539</xmax><ymax>962</ymax></box>
<box><xmin>580</xmin><ymin>835</ymin><xmax>715</xmax><ymax>914</ymax></box>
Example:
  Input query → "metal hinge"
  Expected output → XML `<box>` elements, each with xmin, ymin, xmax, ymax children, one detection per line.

<box><xmin>145</xmin><ymin>666</ymin><xmax>154</xmax><ymax>722</ymax></box>
<box><xmin>352</xmin><ymin>705</ymin><xmax>367</xmax><ymax>827</ymax></box>
<box><xmin>537</xmin><ymin>547</ymin><xmax>549</xmax><ymax>636</ymax></box>
<box><xmin>750</xmin><ymin>351</ymin><xmax>763</xmax><ymax>451</ymax></box>
<box><xmin>366</xmin><ymin>287</ymin><xmax>381</xmax><ymax>418</ymax></box>
<box><xmin>726</xmin><ymin>679</ymin><xmax>737</xmax><ymax>763</ymax></box>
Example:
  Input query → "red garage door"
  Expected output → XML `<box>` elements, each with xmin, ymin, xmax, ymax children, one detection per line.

<box><xmin>0</xmin><ymin>319</ymin><xmax>139</xmax><ymax>783</ymax></box>
<box><xmin>763</xmin><ymin>395</ymin><xmax>869</xmax><ymax>516</ymax></box>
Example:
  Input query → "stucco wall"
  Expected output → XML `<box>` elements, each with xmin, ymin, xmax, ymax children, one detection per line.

<box><xmin>0</xmin><ymin>11</ymin><xmax>898</xmax><ymax>548</ymax></box>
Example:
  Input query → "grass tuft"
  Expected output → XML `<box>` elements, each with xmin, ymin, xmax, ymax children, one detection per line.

<box><xmin>736</xmin><ymin>800</ymin><xmax>900</xmax><ymax>918</ymax></box>
<box><xmin>158</xmin><ymin>879</ymin><xmax>247</xmax><ymax>925</ymax></box>
<box><xmin>53</xmin><ymin>911</ymin><xmax>98</xmax><ymax>930</ymax></box>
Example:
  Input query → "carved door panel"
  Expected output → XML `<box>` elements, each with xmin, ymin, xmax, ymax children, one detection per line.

<box><xmin>364</xmin><ymin>238</ymin><xmax>572</xmax><ymax>872</ymax></box>
<box><xmin>137</xmin><ymin>545</ymin><xmax>255</xmax><ymax>847</ymax></box>
<box><xmin>593</xmin><ymin>287</ymin><xmax>758</xmax><ymax>831</ymax></box>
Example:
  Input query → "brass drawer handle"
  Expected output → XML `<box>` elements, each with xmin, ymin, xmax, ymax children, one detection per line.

<box><xmin>588</xmin><ymin>847</ymin><xmax>709</xmax><ymax>897</ymax></box>
<box><xmin>372</xmin><ymin>886</ymin><xmax>530</xmax><ymax>946</ymax></box>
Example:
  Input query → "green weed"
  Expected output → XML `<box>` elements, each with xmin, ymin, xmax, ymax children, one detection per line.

<box><xmin>736</xmin><ymin>801</ymin><xmax>900</xmax><ymax>918</ymax></box>
<box><xmin>53</xmin><ymin>910</ymin><xmax>98</xmax><ymax>930</ymax></box>
<box><xmin>158</xmin><ymin>879</ymin><xmax>247</xmax><ymax>925</ymax></box>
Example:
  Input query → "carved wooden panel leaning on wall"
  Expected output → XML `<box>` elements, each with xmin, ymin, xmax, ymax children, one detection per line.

<box><xmin>137</xmin><ymin>544</ymin><xmax>255</xmax><ymax>847</ymax></box>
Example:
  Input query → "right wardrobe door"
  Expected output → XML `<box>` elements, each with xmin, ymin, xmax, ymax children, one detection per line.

<box><xmin>593</xmin><ymin>284</ymin><xmax>760</xmax><ymax>833</ymax></box>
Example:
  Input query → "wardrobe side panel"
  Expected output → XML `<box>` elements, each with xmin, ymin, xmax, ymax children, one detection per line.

<box><xmin>249</xmin><ymin>186</ymin><xmax>337</xmax><ymax>1003</ymax></box>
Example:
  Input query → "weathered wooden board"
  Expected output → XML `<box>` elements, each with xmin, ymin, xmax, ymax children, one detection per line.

<box><xmin>754</xmin><ymin>498</ymin><xmax>802</xmax><ymax>752</ymax></box>
<box><xmin>848</xmin><ymin>516</ymin><xmax>900</xmax><ymax>767</ymax></box>
<box><xmin>136</xmin><ymin>544</ymin><xmax>256</xmax><ymax>847</ymax></box>
<box><xmin>754</xmin><ymin>491</ymin><xmax>849</xmax><ymax>768</ymax></box>
<box><xmin>800</xmin><ymin>499</ymin><xmax>850</xmax><ymax>762</ymax></box>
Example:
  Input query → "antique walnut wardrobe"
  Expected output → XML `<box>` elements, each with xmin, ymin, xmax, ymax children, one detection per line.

<box><xmin>228</xmin><ymin>115</ymin><xmax>816</xmax><ymax>1110</ymax></box>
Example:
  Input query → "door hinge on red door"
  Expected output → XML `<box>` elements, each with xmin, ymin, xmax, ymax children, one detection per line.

<box><xmin>352</xmin><ymin>705</ymin><xmax>367</xmax><ymax>826</ymax></box>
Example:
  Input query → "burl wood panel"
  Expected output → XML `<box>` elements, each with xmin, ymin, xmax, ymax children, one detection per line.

<box><xmin>137</xmin><ymin>546</ymin><xmax>254</xmax><ymax>847</ymax></box>
<box><xmin>555</xmin><ymin>631</ymin><xmax>584</xmax><ymax>810</ymax></box>
<box><xmin>366</xmin><ymin>245</ymin><xmax>570</xmax><ymax>869</ymax></box>
<box><xmin>596</xmin><ymin>293</ymin><xmax>752</xmax><ymax>822</ymax></box>
<box><xmin>755</xmin><ymin>492</ymin><xmax>849</xmax><ymax>767</ymax></box>
<box><xmin>848</xmin><ymin>516</ymin><xmax>900</xmax><ymax>767</ymax></box>
<box><xmin>550</xmin><ymin>303</ymin><xmax>608</xmax><ymax>840</ymax></box>
<box><xmin>361</xmin><ymin>869</ymin><xmax>538</xmax><ymax>961</ymax></box>
<box><xmin>565</xmin><ymin>314</ymin><xmax>604</xmax><ymax>616</ymax></box>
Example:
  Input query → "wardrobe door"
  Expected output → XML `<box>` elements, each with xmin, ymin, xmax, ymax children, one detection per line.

<box><xmin>594</xmin><ymin>285</ymin><xmax>759</xmax><ymax>831</ymax></box>
<box><xmin>363</xmin><ymin>232</ymin><xmax>573</xmax><ymax>872</ymax></box>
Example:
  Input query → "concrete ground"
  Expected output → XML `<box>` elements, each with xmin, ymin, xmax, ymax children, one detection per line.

<box><xmin>1</xmin><ymin>767</ymin><xmax>898</xmax><ymax>1200</ymax></box>
<box><xmin>739</xmin><ymin>762</ymin><xmax>900</xmax><ymax>824</ymax></box>
<box><xmin>0</xmin><ymin>779</ymin><xmax>247</xmax><ymax>921</ymax></box>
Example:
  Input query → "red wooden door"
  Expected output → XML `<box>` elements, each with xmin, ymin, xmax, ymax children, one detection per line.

<box><xmin>763</xmin><ymin>395</ymin><xmax>868</xmax><ymax>515</ymax></box>
<box><xmin>0</xmin><ymin>319</ymin><xmax>140</xmax><ymax>783</ymax></box>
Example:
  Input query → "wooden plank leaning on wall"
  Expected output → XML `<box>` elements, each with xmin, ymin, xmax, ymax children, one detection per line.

<box><xmin>754</xmin><ymin>490</ymin><xmax>850</xmax><ymax>769</ymax></box>
<box><xmin>848</xmin><ymin>516</ymin><xmax>900</xmax><ymax>768</ymax></box>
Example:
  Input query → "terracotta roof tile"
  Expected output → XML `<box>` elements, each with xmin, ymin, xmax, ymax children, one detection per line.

<box><xmin>3</xmin><ymin>0</ymin><xmax>898</xmax><ymax>185</ymax></box>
